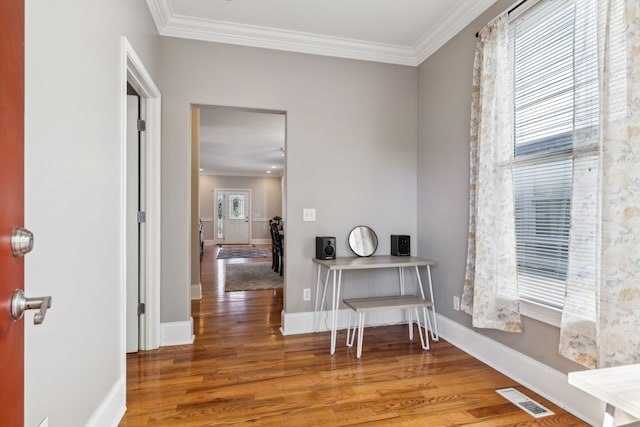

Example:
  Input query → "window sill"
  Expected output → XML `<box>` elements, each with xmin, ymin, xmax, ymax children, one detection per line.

<box><xmin>519</xmin><ymin>299</ymin><xmax>562</xmax><ymax>328</ymax></box>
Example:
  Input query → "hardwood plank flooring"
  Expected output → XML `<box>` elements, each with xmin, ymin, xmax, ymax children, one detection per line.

<box><xmin>120</xmin><ymin>245</ymin><xmax>589</xmax><ymax>426</ymax></box>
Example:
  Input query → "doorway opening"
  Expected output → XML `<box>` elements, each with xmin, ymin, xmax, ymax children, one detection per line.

<box><xmin>195</xmin><ymin>106</ymin><xmax>286</xmax><ymax>249</ymax></box>
<box><xmin>192</xmin><ymin>105</ymin><xmax>286</xmax><ymax>318</ymax></box>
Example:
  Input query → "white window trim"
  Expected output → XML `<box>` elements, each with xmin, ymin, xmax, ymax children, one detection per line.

<box><xmin>520</xmin><ymin>299</ymin><xmax>562</xmax><ymax>327</ymax></box>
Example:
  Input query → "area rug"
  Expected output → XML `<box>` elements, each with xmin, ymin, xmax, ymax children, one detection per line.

<box><xmin>217</xmin><ymin>247</ymin><xmax>272</xmax><ymax>259</ymax></box>
<box><xmin>224</xmin><ymin>262</ymin><xmax>283</xmax><ymax>292</ymax></box>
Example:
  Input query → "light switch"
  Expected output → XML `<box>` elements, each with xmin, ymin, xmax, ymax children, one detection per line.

<box><xmin>303</xmin><ymin>208</ymin><xmax>316</xmax><ymax>222</ymax></box>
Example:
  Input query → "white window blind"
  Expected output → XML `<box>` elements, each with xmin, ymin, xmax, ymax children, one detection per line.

<box><xmin>510</xmin><ymin>0</ymin><xmax>599</xmax><ymax>309</ymax></box>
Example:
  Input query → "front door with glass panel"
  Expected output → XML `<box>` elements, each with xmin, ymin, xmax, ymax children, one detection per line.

<box><xmin>214</xmin><ymin>190</ymin><xmax>251</xmax><ymax>244</ymax></box>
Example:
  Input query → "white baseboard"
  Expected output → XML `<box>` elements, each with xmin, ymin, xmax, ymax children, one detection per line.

<box><xmin>207</xmin><ymin>239</ymin><xmax>270</xmax><ymax>245</ymax></box>
<box><xmin>436</xmin><ymin>314</ymin><xmax>602</xmax><ymax>426</ymax></box>
<box><xmin>280</xmin><ymin>310</ymin><xmax>602</xmax><ymax>425</ymax></box>
<box><xmin>160</xmin><ymin>318</ymin><xmax>195</xmax><ymax>346</ymax></box>
<box><xmin>86</xmin><ymin>376</ymin><xmax>126</xmax><ymax>427</ymax></box>
<box><xmin>191</xmin><ymin>283</ymin><xmax>202</xmax><ymax>300</ymax></box>
<box><xmin>281</xmin><ymin>310</ymin><xmax>316</xmax><ymax>335</ymax></box>
<box><xmin>251</xmin><ymin>238</ymin><xmax>271</xmax><ymax>245</ymax></box>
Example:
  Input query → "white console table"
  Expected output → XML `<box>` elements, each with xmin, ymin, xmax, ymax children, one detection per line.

<box><xmin>312</xmin><ymin>256</ymin><xmax>438</xmax><ymax>355</ymax></box>
<box><xmin>568</xmin><ymin>364</ymin><xmax>640</xmax><ymax>427</ymax></box>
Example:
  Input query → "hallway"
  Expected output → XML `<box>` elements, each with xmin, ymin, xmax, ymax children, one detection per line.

<box><xmin>120</xmin><ymin>246</ymin><xmax>587</xmax><ymax>426</ymax></box>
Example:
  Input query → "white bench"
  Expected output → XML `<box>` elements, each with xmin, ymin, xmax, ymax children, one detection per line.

<box><xmin>343</xmin><ymin>295</ymin><xmax>434</xmax><ymax>358</ymax></box>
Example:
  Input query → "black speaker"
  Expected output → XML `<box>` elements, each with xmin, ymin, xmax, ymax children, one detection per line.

<box><xmin>316</xmin><ymin>236</ymin><xmax>336</xmax><ymax>260</ymax></box>
<box><xmin>391</xmin><ymin>235</ymin><xmax>410</xmax><ymax>256</ymax></box>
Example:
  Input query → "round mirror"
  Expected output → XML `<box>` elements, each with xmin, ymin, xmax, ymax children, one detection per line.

<box><xmin>348</xmin><ymin>226</ymin><xmax>378</xmax><ymax>257</ymax></box>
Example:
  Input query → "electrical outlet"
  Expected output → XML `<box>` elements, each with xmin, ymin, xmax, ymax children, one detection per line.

<box><xmin>453</xmin><ymin>296</ymin><xmax>460</xmax><ymax>311</ymax></box>
<box><xmin>303</xmin><ymin>288</ymin><xmax>311</xmax><ymax>301</ymax></box>
<box><xmin>303</xmin><ymin>208</ymin><xmax>316</xmax><ymax>222</ymax></box>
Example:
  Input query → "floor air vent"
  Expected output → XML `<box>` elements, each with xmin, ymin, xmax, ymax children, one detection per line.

<box><xmin>496</xmin><ymin>388</ymin><xmax>554</xmax><ymax>418</ymax></box>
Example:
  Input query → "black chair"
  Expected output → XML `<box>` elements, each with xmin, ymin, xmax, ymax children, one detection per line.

<box><xmin>199</xmin><ymin>218</ymin><xmax>204</xmax><ymax>262</ymax></box>
<box><xmin>270</xmin><ymin>222</ymin><xmax>283</xmax><ymax>276</ymax></box>
<box><xmin>269</xmin><ymin>220</ymin><xmax>279</xmax><ymax>272</ymax></box>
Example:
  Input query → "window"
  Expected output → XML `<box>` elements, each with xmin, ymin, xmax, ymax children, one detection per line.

<box><xmin>216</xmin><ymin>193</ymin><xmax>224</xmax><ymax>239</ymax></box>
<box><xmin>228</xmin><ymin>194</ymin><xmax>246</xmax><ymax>220</ymax></box>
<box><xmin>510</xmin><ymin>0</ymin><xmax>599</xmax><ymax>311</ymax></box>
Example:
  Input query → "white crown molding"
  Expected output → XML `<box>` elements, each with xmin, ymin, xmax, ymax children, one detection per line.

<box><xmin>414</xmin><ymin>0</ymin><xmax>500</xmax><ymax>65</ymax></box>
<box><xmin>146</xmin><ymin>0</ymin><xmax>497</xmax><ymax>66</ymax></box>
<box><xmin>146</xmin><ymin>0</ymin><xmax>173</xmax><ymax>30</ymax></box>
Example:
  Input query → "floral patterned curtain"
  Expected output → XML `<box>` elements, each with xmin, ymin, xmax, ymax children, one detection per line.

<box><xmin>463</xmin><ymin>0</ymin><xmax>640</xmax><ymax>366</ymax></box>
<box><xmin>461</xmin><ymin>12</ymin><xmax>522</xmax><ymax>332</ymax></box>
<box><xmin>559</xmin><ymin>0</ymin><xmax>640</xmax><ymax>368</ymax></box>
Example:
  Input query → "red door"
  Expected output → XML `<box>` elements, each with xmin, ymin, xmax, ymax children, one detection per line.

<box><xmin>0</xmin><ymin>0</ymin><xmax>25</xmax><ymax>425</ymax></box>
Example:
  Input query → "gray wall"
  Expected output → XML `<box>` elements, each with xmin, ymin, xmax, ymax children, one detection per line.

<box><xmin>24</xmin><ymin>1</ymin><xmax>159</xmax><ymax>425</ymax></box>
<box><xmin>159</xmin><ymin>37</ymin><xmax>418</xmax><ymax>318</ymax></box>
<box><xmin>199</xmin><ymin>175</ymin><xmax>283</xmax><ymax>242</ymax></box>
<box><xmin>417</xmin><ymin>0</ymin><xmax>583</xmax><ymax>373</ymax></box>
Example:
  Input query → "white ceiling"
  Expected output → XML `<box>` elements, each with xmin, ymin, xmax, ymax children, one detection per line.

<box><xmin>198</xmin><ymin>107</ymin><xmax>285</xmax><ymax>177</ymax></box>
<box><xmin>147</xmin><ymin>0</ymin><xmax>499</xmax><ymax>176</ymax></box>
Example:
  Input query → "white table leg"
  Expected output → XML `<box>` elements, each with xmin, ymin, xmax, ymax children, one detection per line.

<box><xmin>416</xmin><ymin>307</ymin><xmax>428</xmax><ymax>350</ymax></box>
<box><xmin>330</xmin><ymin>270</ymin><xmax>337</xmax><ymax>354</ymax></box>
<box><xmin>415</xmin><ymin>265</ymin><xmax>439</xmax><ymax>341</ymax></box>
<box><xmin>330</xmin><ymin>269</ymin><xmax>342</xmax><ymax>355</ymax></box>
<box><xmin>422</xmin><ymin>306</ymin><xmax>433</xmax><ymax>344</ymax></box>
<box><xmin>345</xmin><ymin>310</ymin><xmax>353</xmax><ymax>347</ymax></box>
<box><xmin>357</xmin><ymin>312</ymin><xmax>365</xmax><ymax>358</ymax></box>
<box><xmin>314</xmin><ymin>266</ymin><xmax>330</xmax><ymax>332</ymax></box>
<box><xmin>314</xmin><ymin>264</ymin><xmax>322</xmax><ymax>332</ymax></box>
<box><xmin>602</xmin><ymin>403</ymin><xmax>616</xmax><ymax>427</ymax></box>
<box><xmin>426</xmin><ymin>265</ymin><xmax>439</xmax><ymax>341</ymax></box>
<box><xmin>399</xmin><ymin>267</ymin><xmax>407</xmax><ymax>327</ymax></box>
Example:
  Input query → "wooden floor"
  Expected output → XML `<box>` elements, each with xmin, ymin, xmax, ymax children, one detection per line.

<box><xmin>120</xmin><ymin>245</ymin><xmax>589</xmax><ymax>426</ymax></box>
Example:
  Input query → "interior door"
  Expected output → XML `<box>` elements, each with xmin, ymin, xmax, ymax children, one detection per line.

<box><xmin>126</xmin><ymin>92</ymin><xmax>139</xmax><ymax>353</ymax></box>
<box><xmin>0</xmin><ymin>0</ymin><xmax>26</xmax><ymax>424</ymax></box>
<box><xmin>215</xmin><ymin>190</ymin><xmax>250</xmax><ymax>244</ymax></box>
<box><xmin>126</xmin><ymin>86</ymin><xmax>147</xmax><ymax>353</ymax></box>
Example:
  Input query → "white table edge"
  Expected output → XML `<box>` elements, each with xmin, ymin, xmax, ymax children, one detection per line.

<box><xmin>312</xmin><ymin>255</ymin><xmax>437</xmax><ymax>270</ymax></box>
<box><xmin>568</xmin><ymin>365</ymin><xmax>640</xmax><ymax>423</ymax></box>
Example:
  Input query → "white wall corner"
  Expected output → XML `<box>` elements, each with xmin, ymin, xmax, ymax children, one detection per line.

<box><xmin>191</xmin><ymin>283</ymin><xmax>202</xmax><ymax>300</ymax></box>
<box><xmin>84</xmin><ymin>376</ymin><xmax>126</xmax><ymax>427</ymax></box>
<box><xmin>160</xmin><ymin>318</ymin><xmax>195</xmax><ymax>346</ymax></box>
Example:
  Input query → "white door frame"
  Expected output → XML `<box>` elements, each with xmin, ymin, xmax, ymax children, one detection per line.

<box><xmin>121</xmin><ymin>37</ymin><xmax>161</xmax><ymax>360</ymax></box>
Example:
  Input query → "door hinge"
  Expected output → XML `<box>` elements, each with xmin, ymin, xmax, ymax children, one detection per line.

<box><xmin>137</xmin><ymin>119</ymin><xmax>146</xmax><ymax>132</ymax></box>
<box><xmin>137</xmin><ymin>303</ymin><xmax>145</xmax><ymax>316</ymax></box>
<box><xmin>137</xmin><ymin>211</ymin><xmax>146</xmax><ymax>223</ymax></box>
